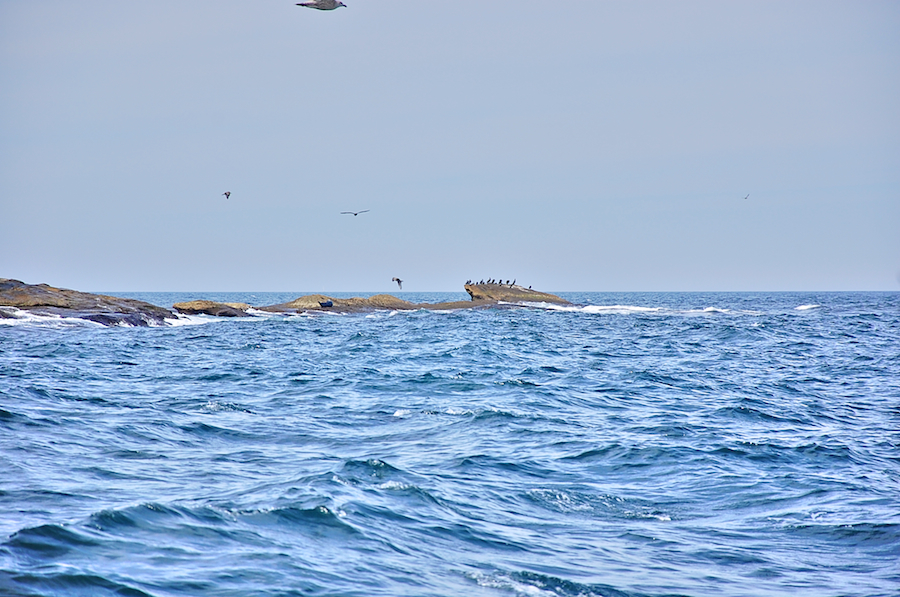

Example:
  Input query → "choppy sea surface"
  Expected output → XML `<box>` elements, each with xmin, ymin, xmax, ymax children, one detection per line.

<box><xmin>1</xmin><ymin>291</ymin><xmax>898</xmax><ymax>597</ymax></box>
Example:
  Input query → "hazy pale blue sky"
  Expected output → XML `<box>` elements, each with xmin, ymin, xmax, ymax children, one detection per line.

<box><xmin>1</xmin><ymin>1</ymin><xmax>898</xmax><ymax>292</ymax></box>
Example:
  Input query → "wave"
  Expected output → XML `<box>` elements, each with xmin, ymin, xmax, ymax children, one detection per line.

<box><xmin>468</xmin><ymin>569</ymin><xmax>637</xmax><ymax>597</ymax></box>
<box><xmin>0</xmin><ymin>307</ymin><xmax>106</xmax><ymax>328</ymax></box>
<box><xmin>796</xmin><ymin>304</ymin><xmax>821</xmax><ymax>311</ymax></box>
<box><xmin>537</xmin><ymin>303</ymin><xmax>661</xmax><ymax>314</ymax></box>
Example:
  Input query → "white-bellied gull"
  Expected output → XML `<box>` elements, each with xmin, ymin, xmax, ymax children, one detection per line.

<box><xmin>296</xmin><ymin>0</ymin><xmax>346</xmax><ymax>10</ymax></box>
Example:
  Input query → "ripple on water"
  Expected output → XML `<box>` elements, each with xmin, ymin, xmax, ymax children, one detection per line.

<box><xmin>0</xmin><ymin>292</ymin><xmax>898</xmax><ymax>596</ymax></box>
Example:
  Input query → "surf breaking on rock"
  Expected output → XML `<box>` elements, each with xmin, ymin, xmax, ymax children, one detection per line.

<box><xmin>0</xmin><ymin>279</ymin><xmax>571</xmax><ymax>326</ymax></box>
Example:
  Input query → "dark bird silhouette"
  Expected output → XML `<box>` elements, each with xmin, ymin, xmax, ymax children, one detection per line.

<box><xmin>392</xmin><ymin>277</ymin><xmax>403</xmax><ymax>290</ymax></box>
<box><xmin>296</xmin><ymin>0</ymin><xmax>346</xmax><ymax>9</ymax></box>
<box><xmin>743</xmin><ymin>194</ymin><xmax>749</xmax><ymax>200</ymax></box>
<box><xmin>341</xmin><ymin>210</ymin><xmax>370</xmax><ymax>216</ymax></box>
<box><xmin>222</xmin><ymin>192</ymin><xmax>231</xmax><ymax>199</ymax></box>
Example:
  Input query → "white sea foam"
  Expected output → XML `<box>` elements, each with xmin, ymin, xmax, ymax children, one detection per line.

<box><xmin>796</xmin><ymin>304</ymin><xmax>821</xmax><ymax>311</ymax></box>
<box><xmin>245</xmin><ymin>308</ymin><xmax>280</xmax><ymax>317</ymax></box>
<box><xmin>539</xmin><ymin>303</ymin><xmax>661</xmax><ymax>315</ymax></box>
<box><xmin>690</xmin><ymin>307</ymin><xmax>730</xmax><ymax>314</ymax></box>
<box><xmin>165</xmin><ymin>314</ymin><xmax>218</xmax><ymax>327</ymax></box>
<box><xmin>0</xmin><ymin>307</ymin><xmax>105</xmax><ymax>328</ymax></box>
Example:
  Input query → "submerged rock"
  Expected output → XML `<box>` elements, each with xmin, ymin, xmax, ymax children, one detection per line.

<box><xmin>0</xmin><ymin>279</ymin><xmax>177</xmax><ymax>326</ymax></box>
<box><xmin>173</xmin><ymin>300</ymin><xmax>250</xmax><ymax>317</ymax></box>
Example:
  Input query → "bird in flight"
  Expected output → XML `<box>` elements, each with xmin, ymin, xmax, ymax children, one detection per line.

<box><xmin>392</xmin><ymin>277</ymin><xmax>403</xmax><ymax>290</ymax></box>
<box><xmin>743</xmin><ymin>194</ymin><xmax>749</xmax><ymax>200</ymax></box>
<box><xmin>341</xmin><ymin>210</ymin><xmax>369</xmax><ymax>216</ymax></box>
<box><xmin>296</xmin><ymin>0</ymin><xmax>346</xmax><ymax>9</ymax></box>
<box><xmin>222</xmin><ymin>191</ymin><xmax>231</xmax><ymax>199</ymax></box>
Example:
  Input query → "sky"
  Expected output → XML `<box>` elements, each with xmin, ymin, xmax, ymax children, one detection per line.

<box><xmin>1</xmin><ymin>0</ymin><xmax>898</xmax><ymax>292</ymax></box>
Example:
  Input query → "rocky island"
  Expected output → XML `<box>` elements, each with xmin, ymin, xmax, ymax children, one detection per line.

<box><xmin>0</xmin><ymin>278</ymin><xmax>177</xmax><ymax>326</ymax></box>
<box><xmin>179</xmin><ymin>283</ymin><xmax>570</xmax><ymax>316</ymax></box>
<box><xmin>1</xmin><ymin>278</ymin><xmax>570</xmax><ymax>325</ymax></box>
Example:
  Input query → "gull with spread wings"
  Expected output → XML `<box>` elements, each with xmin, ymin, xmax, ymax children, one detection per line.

<box><xmin>341</xmin><ymin>210</ymin><xmax>369</xmax><ymax>216</ymax></box>
<box><xmin>296</xmin><ymin>0</ymin><xmax>346</xmax><ymax>10</ymax></box>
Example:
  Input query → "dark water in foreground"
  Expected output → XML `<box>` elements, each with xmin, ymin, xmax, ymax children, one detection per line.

<box><xmin>1</xmin><ymin>292</ymin><xmax>898</xmax><ymax>597</ymax></box>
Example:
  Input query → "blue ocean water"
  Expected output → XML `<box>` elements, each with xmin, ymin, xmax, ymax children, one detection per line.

<box><xmin>1</xmin><ymin>291</ymin><xmax>898</xmax><ymax>597</ymax></box>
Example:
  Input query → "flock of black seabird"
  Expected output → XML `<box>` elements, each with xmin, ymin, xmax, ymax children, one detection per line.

<box><xmin>466</xmin><ymin>279</ymin><xmax>519</xmax><ymax>287</ymax></box>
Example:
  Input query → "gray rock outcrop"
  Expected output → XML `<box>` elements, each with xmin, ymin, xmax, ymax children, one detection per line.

<box><xmin>0</xmin><ymin>279</ymin><xmax>177</xmax><ymax>326</ymax></box>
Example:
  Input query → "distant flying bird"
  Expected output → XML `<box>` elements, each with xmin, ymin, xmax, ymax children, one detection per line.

<box><xmin>340</xmin><ymin>210</ymin><xmax>370</xmax><ymax>216</ymax></box>
<box><xmin>743</xmin><ymin>194</ymin><xmax>749</xmax><ymax>200</ymax></box>
<box><xmin>392</xmin><ymin>277</ymin><xmax>403</xmax><ymax>290</ymax></box>
<box><xmin>222</xmin><ymin>191</ymin><xmax>231</xmax><ymax>199</ymax></box>
<box><xmin>296</xmin><ymin>0</ymin><xmax>346</xmax><ymax>9</ymax></box>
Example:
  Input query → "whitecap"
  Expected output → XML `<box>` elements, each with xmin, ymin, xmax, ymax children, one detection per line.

<box><xmin>377</xmin><ymin>480</ymin><xmax>412</xmax><ymax>490</ymax></box>
<box><xmin>0</xmin><ymin>307</ymin><xmax>105</xmax><ymax>328</ymax></box>
<box><xmin>164</xmin><ymin>314</ymin><xmax>218</xmax><ymax>327</ymax></box>
<box><xmin>796</xmin><ymin>304</ymin><xmax>821</xmax><ymax>311</ymax></box>
<box><xmin>537</xmin><ymin>303</ymin><xmax>661</xmax><ymax>315</ymax></box>
<box><xmin>690</xmin><ymin>307</ymin><xmax>730</xmax><ymax>314</ymax></box>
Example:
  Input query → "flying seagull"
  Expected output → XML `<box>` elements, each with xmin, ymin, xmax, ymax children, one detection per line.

<box><xmin>222</xmin><ymin>191</ymin><xmax>231</xmax><ymax>199</ymax></box>
<box><xmin>296</xmin><ymin>0</ymin><xmax>346</xmax><ymax>9</ymax></box>
<box><xmin>340</xmin><ymin>210</ymin><xmax>370</xmax><ymax>216</ymax></box>
<box><xmin>743</xmin><ymin>194</ymin><xmax>749</xmax><ymax>200</ymax></box>
<box><xmin>392</xmin><ymin>277</ymin><xmax>403</xmax><ymax>290</ymax></box>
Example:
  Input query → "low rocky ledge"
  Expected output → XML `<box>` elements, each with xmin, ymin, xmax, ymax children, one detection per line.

<box><xmin>259</xmin><ymin>285</ymin><xmax>568</xmax><ymax>314</ymax></box>
<box><xmin>260</xmin><ymin>294</ymin><xmax>446</xmax><ymax>314</ymax></box>
<box><xmin>173</xmin><ymin>300</ymin><xmax>251</xmax><ymax>317</ymax></box>
<box><xmin>464</xmin><ymin>283</ymin><xmax>570</xmax><ymax>305</ymax></box>
<box><xmin>0</xmin><ymin>279</ymin><xmax>177</xmax><ymax>327</ymax></box>
<box><xmin>1</xmin><ymin>278</ymin><xmax>571</xmax><ymax>324</ymax></box>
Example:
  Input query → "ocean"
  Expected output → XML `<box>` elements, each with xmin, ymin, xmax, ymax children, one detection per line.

<box><xmin>1</xmin><ymin>291</ymin><xmax>898</xmax><ymax>597</ymax></box>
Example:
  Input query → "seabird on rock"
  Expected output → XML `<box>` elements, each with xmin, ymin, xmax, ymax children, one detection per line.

<box><xmin>296</xmin><ymin>0</ymin><xmax>346</xmax><ymax>9</ymax></box>
<box><xmin>222</xmin><ymin>191</ymin><xmax>231</xmax><ymax>199</ymax></box>
<box><xmin>340</xmin><ymin>210</ymin><xmax>369</xmax><ymax>216</ymax></box>
<box><xmin>392</xmin><ymin>277</ymin><xmax>403</xmax><ymax>290</ymax></box>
